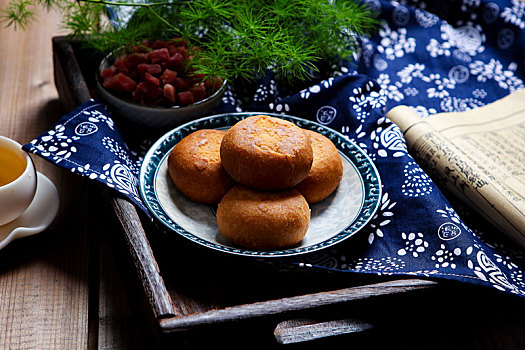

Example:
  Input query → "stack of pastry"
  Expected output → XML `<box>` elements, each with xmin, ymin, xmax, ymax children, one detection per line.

<box><xmin>167</xmin><ymin>115</ymin><xmax>343</xmax><ymax>250</ymax></box>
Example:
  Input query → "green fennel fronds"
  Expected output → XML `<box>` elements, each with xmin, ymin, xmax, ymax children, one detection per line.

<box><xmin>1</xmin><ymin>0</ymin><xmax>35</xmax><ymax>30</ymax></box>
<box><xmin>1</xmin><ymin>0</ymin><xmax>378</xmax><ymax>84</ymax></box>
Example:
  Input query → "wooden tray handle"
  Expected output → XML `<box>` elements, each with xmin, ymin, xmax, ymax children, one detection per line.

<box><xmin>159</xmin><ymin>278</ymin><xmax>436</xmax><ymax>333</ymax></box>
<box><xmin>52</xmin><ymin>36</ymin><xmax>176</xmax><ymax>319</ymax></box>
<box><xmin>274</xmin><ymin>318</ymin><xmax>373</xmax><ymax>344</ymax></box>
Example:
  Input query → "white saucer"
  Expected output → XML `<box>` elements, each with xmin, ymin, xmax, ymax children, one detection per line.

<box><xmin>0</xmin><ymin>172</ymin><xmax>60</xmax><ymax>250</ymax></box>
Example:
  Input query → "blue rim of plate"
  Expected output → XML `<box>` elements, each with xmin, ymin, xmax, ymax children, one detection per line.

<box><xmin>139</xmin><ymin>112</ymin><xmax>382</xmax><ymax>257</ymax></box>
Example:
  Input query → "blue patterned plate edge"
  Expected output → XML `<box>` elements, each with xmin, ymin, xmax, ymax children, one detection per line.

<box><xmin>139</xmin><ymin>112</ymin><xmax>382</xmax><ymax>257</ymax></box>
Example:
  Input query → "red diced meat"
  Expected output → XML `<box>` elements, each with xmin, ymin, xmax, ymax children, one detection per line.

<box><xmin>147</xmin><ymin>48</ymin><xmax>170</xmax><ymax>64</ymax></box>
<box><xmin>137</xmin><ymin>63</ymin><xmax>162</xmax><ymax>76</ymax></box>
<box><xmin>167</xmin><ymin>52</ymin><xmax>185</xmax><ymax>72</ymax></box>
<box><xmin>163</xmin><ymin>84</ymin><xmax>177</xmax><ymax>103</ymax></box>
<box><xmin>127</xmin><ymin>53</ymin><xmax>147</xmax><ymax>68</ymax></box>
<box><xmin>205</xmin><ymin>77</ymin><xmax>223</xmax><ymax>92</ymax></box>
<box><xmin>132</xmin><ymin>88</ymin><xmax>145</xmax><ymax>104</ymax></box>
<box><xmin>101</xmin><ymin>67</ymin><xmax>116</xmax><ymax>80</ymax></box>
<box><xmin>189</xmin><ymin>73</ymin><xmax>206</xmax><ymax>85</ymax></box>
<box><xmin>168</xmin><ymin>45</ymin><xmax>178</xmax><ymax>56</ymax></box>
<box><xmin>113</xmin><ymin>56</ymin><xmax>129</xmax><ymax>75</ymax></box>
<box><xmin>136</xmin><ymin>81</ymin><xmax>163</xmax><ymax>99</ymax></box>
<box><xmin>103</xmin><ymin>73</ymin><xmax>137</xmax><ymax>93</ymax></box>
<box><xmin>103</xmin><ymin>39</ymin><xmax>219</xmax><ymax>107</ymax></box>
<box><xmin>177</xmin><ymin>46</ymin><xmax>189</xmax><ymax>58</ymax></box>
<box><xmin>189</xmin><ymin>84</ymin><xmax>207</xmax><ymax>101</ymax></box>
<box><xmin>177</xmin><ymin>91</ymin><xmax>194</xmax><ymax>105</ymax></box>
<box><xmin>173</xmin><ymin>77</ymin><xmax>189</xmax><ymax>91</ymax></box>
<box><xmin>147</xmin><ymin>87</ymin><xmax>163</xmax><ymax>100</ymax></box>
<box><xmin>122</xmin><ymin>53</ymin><xmax>147</xmax><ymax>78</ymax></box>
<box><xmin>144</xmin><ymin>72</ymin><xmax>160</xmax><ymax>87</ymax></box>
<box><xmin>170</xmin><ymin>37</ymin><xmax>189</xmax><ymax>48</ymax></box>
<box><xmin>135</xmin><ymin>40</ymin><xmax>152</xmax><ymax>52</ymax></box>
<box><xmin>151</xmin><ymin>40</ymin><xmax>168</xmax><ymax>49</ymax></box>
<box><xmin>160</xmin><ymin>69</ymin><xmax>178</xmax><ymax>85</ymax></box>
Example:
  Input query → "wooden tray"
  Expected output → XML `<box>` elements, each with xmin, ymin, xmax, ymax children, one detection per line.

<box><xmin>51</xmin><ymin>36</ymin><xmax>438</xmax><ymax>345</ymax></box>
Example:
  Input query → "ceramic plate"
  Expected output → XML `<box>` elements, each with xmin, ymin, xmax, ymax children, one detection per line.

<box><xmin>139</xmin><ymin>112</ymin><xmax>382</xmax><ymax>257</ymax></box>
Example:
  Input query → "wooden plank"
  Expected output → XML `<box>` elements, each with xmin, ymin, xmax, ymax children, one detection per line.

<box><xmin>52</xmin><ymin>37</ymin><xmax>93</xmax><ymax>109</ymax></box>
<box><xmin>0</xmin><ymin>7</ymin><xmax>90</xmax><ymax>349</ymax></box>
<box><xmin>52</xmin><ymin>36</ymin><xmax>175</xmax><ymax>320</ymax></box>
<box><xmin>96</xmin><ymin>200</ymin><xmax>161</xmax><ymax>349</ymax></box>
<box><xmin>159</xmin><ymin>278</ymin><xmax>437</xmax><ymax>332</ymax></box>
<box><xmin>109</xmin><ymin>197</ymin><xmax>175</xmax><ymax>319</ymax></box>
<box><xmin>274</xmin><ymin>318</ymin><xmax>373</xmax><ymax>344</ymax></box>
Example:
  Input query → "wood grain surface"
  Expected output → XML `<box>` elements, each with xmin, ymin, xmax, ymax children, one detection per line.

<box><xmin>0</xmin><ymin>5</ymin><xmax>159</xmax><ymax>348</ymax></box>
<box><xmin>0</xmin><ymin>6</ymin><xmax>152</xmax><ymax>350</ymax></box>
<box><xmin>0</xmin><ymin>6</ymin><xmax>92</xmax><ymax>349</ymax></box>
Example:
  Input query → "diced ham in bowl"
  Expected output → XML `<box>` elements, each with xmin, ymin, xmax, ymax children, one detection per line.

<box><xmin>96</xmin><ymin>39</ymin><xmax>227</xmax><ymax>128</ymax></box>
<box><xmin>100</xmin><ymin>39</ymin><xmax>223</xmax><ymax>108</ymax></box>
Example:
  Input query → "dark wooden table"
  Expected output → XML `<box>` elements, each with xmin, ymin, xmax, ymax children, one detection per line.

<box><xmin>2</xmin><ymin>5</ymin><xmax>525</xmax><ymax>349</ymax></box>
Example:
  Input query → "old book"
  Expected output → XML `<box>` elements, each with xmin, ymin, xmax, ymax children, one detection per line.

<box><xmin>386</xmin><ymin>89</ymin><xmax>525</xmax><ymax>248</ymax></box>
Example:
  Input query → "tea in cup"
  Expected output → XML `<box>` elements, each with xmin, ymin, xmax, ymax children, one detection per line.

<box><xmin>0</xmin><ymin>136</ymin><xmax>37</xmax><ymax>226</ymax></box>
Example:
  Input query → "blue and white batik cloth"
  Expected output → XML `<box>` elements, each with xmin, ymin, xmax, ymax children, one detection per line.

<box><xmin>24</xmin><ymin>0</ymin><xmax>525</xmax><ymax>297</ymax></box>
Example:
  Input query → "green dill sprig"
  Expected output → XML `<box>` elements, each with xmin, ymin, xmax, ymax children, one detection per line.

<box><xmin>1</xmin><ymin>0</ymin><xmax>35</xmax><ymax>30</ymax></box>
<box><xmin>1</xmin><ymin>0</ymin><xmax>378</xmax><ymax>84</ymax></box>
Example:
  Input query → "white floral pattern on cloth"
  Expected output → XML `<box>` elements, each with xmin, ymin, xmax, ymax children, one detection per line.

<box><xmin>377</xmin><ymin>24</ymin><xmax>416</xmax><ymax>60</ymax></box>
<box><xmin>24</xmin><ymin>0</ymin><xmax>525</xmax><ymax>298</ymax></box>
<box><xmin>501</xmin><ymin>0</ymin><xmax>525</xmax><ymax>29</ymax></box>
<box><xmin>356</xmin><ymin>0</ymin><xmax>525</xmax><ymax>117</ymax></box>
<box><xmin>398</xmin><ymin>232</ymin><xmax>430</xmax><ymax>257</ymax></box>
<box><xmin>402</xmin><ymin>161</ymin><xmax>433</xmax><ymax>197</ymax></box>
<box><xmin>348</xmin><ymin>80</ymin><xmax>387</xmax><ymax>121</ymax></box>
<box><xmin>23</xmin><ymin>100</ymin><xmax>147</xmax><ymax>213</ymax></box>
<box><xmin>467</xmin><ymin>246</ymin><xmax>522</xmax><ymax>294</ymax></box>
<box><xmin>366</xmin><ymin>192</ymin><xmax>397</xmax><ymax>245</ymax></box>
<box><xmin>278</xmin><ymin>0</ymin><xmax>525</xmax><ymax>297</ymax></box>
<box><xmin>29</xmin><ymin>124</ymin><xmax>79</xmax><ymax>163</ymax></box>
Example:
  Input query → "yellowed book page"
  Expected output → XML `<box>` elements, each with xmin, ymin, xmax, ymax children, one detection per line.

<box><xmin>386</xmin><ymin>89</ymin><xmax>525</xmax><ymax>248</ymax></box>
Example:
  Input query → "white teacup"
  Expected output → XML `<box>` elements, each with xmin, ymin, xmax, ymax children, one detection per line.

<box><xmin>0</xmin><ymin>136</ymin><xmax>37</xmax><ymax>226</ymax></box>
